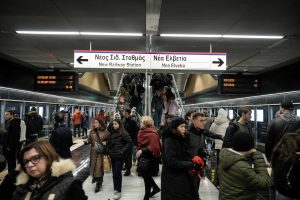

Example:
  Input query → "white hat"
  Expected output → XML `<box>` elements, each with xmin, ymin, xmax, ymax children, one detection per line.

<box><xmin>114</xmin><ymin>113</ymin><xmax>121</xmax><ymax>119</ymax></box>
<box><xmin>218</xmin><ymin>109</ymin><xmax>227</xmax><ymax>118</ymax></box>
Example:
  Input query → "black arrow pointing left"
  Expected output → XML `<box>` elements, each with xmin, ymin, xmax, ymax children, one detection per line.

<box><xmin>212</xmin><ymin>58</ymin><xmax>224</xmax><ymax>67</ymax></box>
<box><xmin>76</xmin><ymin>56</ymin><xmax>88</xmax><ymax>64</ymax></box>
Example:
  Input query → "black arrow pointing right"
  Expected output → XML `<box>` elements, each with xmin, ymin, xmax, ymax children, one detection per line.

<box><xmin>76</xmin><ymin>56</ymin><xmax>88</xmax><ymax>64</ymax></box>
<box><xmin>212</xmin><ymin>58</ymin><xmax>224</xmax><ymax>67</ymax></box>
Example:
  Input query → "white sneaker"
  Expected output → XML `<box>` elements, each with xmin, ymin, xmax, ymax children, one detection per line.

<box><xmin>113</xmin><ymin>192</ymin><xmax>121</xmax><ymax>200</ymax></box>
<box><xmin>113</xmin><ymin>190</ymin><xmax>118</xmax><ymax>195</ymax></box>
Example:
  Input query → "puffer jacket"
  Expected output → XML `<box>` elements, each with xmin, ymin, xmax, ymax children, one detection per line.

<box><xmin>209</xmin><ymin>116</ymin><xmax>229</xmax><ymax>150</ymax></box>
<box><xmin>218</xmin><ymin>149</ymin><xmax>271</xmax><ymax>200</ymax></box>
<box><xmin>107</xmin><ymin>130</ymin><xmax>132</xmax><ymax>159</ymax></box>
<box><xmin>12</xmin><ymin>159</ymin><xmax>87</xmax><ymax>200</ymax></box>
<box><xmin>265</xmin><ymin>112</ymin><xmax>300</xmax><ymax>159</ymax></box>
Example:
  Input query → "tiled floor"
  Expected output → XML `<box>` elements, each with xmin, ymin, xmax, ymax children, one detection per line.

<box><xmin>83</xmin><ymin>167</ymin><xmax>219</xmax><ymax>200</ymax></box>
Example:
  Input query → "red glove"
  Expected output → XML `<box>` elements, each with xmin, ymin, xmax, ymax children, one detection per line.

<box><xmin>192</xmin><ymin>156</ymin><xmax>204</xmax><ymax>168</ymax></box>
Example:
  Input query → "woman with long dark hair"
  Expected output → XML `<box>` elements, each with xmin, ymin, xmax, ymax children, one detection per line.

<box><xmin>271</xmin><ymin>132</ymin><xmax>300</xmax><ymax>200</ymax></box>
<box><xmin>136</xmin><ymin>116</ymin><xmax>161</xmax><ymax>200</ymax></box>
<box><xmin>105</xmin><ymin>119</ymin><xmax>132</xmax><ymax>200</ymax></box>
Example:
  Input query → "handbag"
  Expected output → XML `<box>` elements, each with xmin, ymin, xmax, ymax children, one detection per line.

<box><xmin>103</xmin><ymin>155</ymin><xmax>111</xmax><ymax>173</ymax></box>
<box><xmin>137</xmin><ymin>157</ymin><xmax>151</xmax><ymax>174</ymax></box>
<box><xmin>94</xmin><ymin>142</ymin><xmax>106</xmax><ymax>154</ymax></box>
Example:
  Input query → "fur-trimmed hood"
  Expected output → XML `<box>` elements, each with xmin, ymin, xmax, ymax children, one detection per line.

<box><xmin>16</xmin><ymin>159</ymin><xmax>75</xmax><ymax>186</ymax></box>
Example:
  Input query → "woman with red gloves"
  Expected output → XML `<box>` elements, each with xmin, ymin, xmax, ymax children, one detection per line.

<box><xmin>161</xmin><ymin>117</ymin><xmax>204</xmax><ymax>200</ymax></box>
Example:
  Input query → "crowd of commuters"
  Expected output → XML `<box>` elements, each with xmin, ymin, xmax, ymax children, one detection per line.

<box><xmin>1</xmin><ymin>83</ymin><xmax>300</xmax><ymax>200</ymax></box>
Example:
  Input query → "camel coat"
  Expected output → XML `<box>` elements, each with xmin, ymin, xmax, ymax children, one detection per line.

<box><xmin>88</xmin><ymin>128</ymin><xmax>109</xmax><ymax>178</ymax></box>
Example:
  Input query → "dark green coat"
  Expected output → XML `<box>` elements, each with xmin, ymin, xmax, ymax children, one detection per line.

<box><xmin>218</xmin><ymin>149</ymin><xmax>271</xmax><ymax>200</ymax></box>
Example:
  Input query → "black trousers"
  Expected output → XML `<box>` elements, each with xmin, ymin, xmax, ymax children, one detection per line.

<box><xmin>111</xmin><ymin>158</ymin><xmax>124</xmax><ymax>192</ymax></box>
<box><xmin>142</xmin><ymin>174</ymin><xmax>159</xmax><ymax>200</ymax></box>
<box><xmin>125</xmin><ymin>147</ymin><xmax>133</xmax><ymax>172</ymax></box>
<box><xmin>5</xmin><ymin>148</ymin><xmax>17</xmax><ymax>173</ymax></box>
<box><xmin>73</xmin><ymin>125</ymin><xmax>81</xmax><ymax>137</ymax></box>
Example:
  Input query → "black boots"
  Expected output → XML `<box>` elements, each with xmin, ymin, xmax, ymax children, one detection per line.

<box><xmin>94</xmin><ymin>177</ymin><xmax>103</xmax><ymax>193</ymax></box>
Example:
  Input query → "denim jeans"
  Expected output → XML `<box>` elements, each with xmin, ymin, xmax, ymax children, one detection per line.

<box><xmin>153</xmin><ymin>109</ymin><xmax>162</xmax><ymax>128</ymax></box>
<box><xmin>111</xmin><ymin>158</ymin><xmax>124</xmax><ymax>192</ymax></box>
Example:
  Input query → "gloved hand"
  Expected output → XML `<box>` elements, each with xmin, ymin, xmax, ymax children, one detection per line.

<box><xmin>193</xmin><ymin>163</ymin><xmax>202</xmax><ymax>171</ymax></box>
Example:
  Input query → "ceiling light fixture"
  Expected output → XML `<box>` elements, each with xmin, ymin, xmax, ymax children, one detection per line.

<box><xmin>160</xmin><ymin>33</ymin><xmax>284</xmax><ymax>39</ymax></box>
<box><xmin>16</xmin><ymin>31</ymin><xmax>80</xmax><ymax>35</ymax></box>
<box><xmin>80</xmin><ymin>32</ymin><xmax>143</xmax><ymax>36</ymax></box>
<box><xmin>16</xmin><ymin>30</ymin><xmax>143</xmax><ymax>36</ymax></box>
<box><xmin>222</xmin><ymin>35</ymin><xmax>284</xmax><ymax>39</ymax></box>
<box><xmin>160</xmin><ymin>34</ymin><xmax>222</xmax><ymax>38</ymax></box>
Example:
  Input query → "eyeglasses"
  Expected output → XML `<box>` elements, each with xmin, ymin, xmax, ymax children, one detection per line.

<box><xmin>23</xmin><ymin>155</ymin><xmax>42</xmax><ymax>167</ymax></box>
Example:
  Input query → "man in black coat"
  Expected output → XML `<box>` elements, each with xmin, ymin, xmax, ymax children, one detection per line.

<box><xmin>24</xmin><ymin>107</ymin><xmax>43</xmax><ymax>144</ymax></box>
<box><xmin>49</xmin><ymin>111</ymin><xmax>73</xmax><ymax>159</ymax></box>
<box><xmin>123</xmin><ymin>108</ymin><xmax>139</xmax><ymax>176</ymax></box>
<box><xmin>4</xmin><ymin>110</ymin><xmax>20</xmax><ymax>173</ymax></box>
<box><xmin>265</xmin><ymin>100</ymin><xmax>300</xmax><ymax>160</ymax></box>
<box><xmin>186</xmin><ymin>112</ymin><xmax>223</xmax><ymax>199</ymax></box>
<box><xmin>222</xmin><ymin>107</ymin><xmax>252</xmax><ymax>148</ymax></box>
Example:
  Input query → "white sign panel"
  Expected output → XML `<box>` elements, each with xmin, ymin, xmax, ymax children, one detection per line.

<box><xmin>74</xmin><ymin>50</ymin><xmax>226</xmax><ymax>71</ymax></box>
<box><xmin>150</xmin><ymin>52</ymin><xmax>226</xmax><ymax>70</ymax></box>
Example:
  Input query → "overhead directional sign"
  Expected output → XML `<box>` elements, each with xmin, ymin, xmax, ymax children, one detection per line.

<box><xmin>74</xmin><ymin>50</ymin><xmax>226</xmax><ymax>71</ymax></box>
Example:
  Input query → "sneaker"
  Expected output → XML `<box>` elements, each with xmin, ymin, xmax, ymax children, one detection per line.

<box><xmin>124</xmin><ymin>170</ymin><xmax>131</xmax><ymax>176</ymax></box>
<box><xmin>113</xmin><ymin>190</ymin><xmax>118</xmax><ymax>195</ymax></box>
<box><xmin>150</xmin><ymin>188</ymin><xmax>160</xmax><ymax>197</ymax></box>
<box><xmin>113</xmin><ymin>192</ymin><xmax>121</xmax><ymax>200</ymax></box>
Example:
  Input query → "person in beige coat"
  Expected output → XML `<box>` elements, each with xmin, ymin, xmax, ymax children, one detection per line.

<box><xmin>209</xmin><ymin>108</ymin><xmax>229</xmax><ymax>187</ymax></box>
<box><xmin>86</xmin><ymin>118</ymin><xmax>110</xmax><ymax>193</ymax></box>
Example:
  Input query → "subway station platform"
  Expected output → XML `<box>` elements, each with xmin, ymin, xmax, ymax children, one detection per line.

<box><xmin>82</xmin><ymin>166</ymin><xmax>219</xmax><ymax>200</ymax></box>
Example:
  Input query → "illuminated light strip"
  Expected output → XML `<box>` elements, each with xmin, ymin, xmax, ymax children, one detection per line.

<box><xmin>80</xmin><ymin>32</ymin><xmax>143</xmax><ymax>36</ymax></box>
<box><xmin>160</xmin><ymin>34</ymin><xmax>284</xmax><ymax>39</ymax></box>
<box><xmin>160</xmin><ymin>34</ymin><xmax>222</xmax><ymax>38</ymax></box>
<box><xmin>16</xmin><ymin>31</ymin><xmax>80</xmax><ymax>35</ymax></box>
<box><xmin>222</xmin><ymin>35</ymin><xmax>284</xmax><ymax>39</ymax></box>
<box><xmin>16</xmin><ymin>31</ymin><xmax>143</xmax><ymax>36</ymax></box>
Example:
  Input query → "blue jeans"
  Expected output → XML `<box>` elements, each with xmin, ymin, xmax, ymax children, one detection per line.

<box><xmin>153</xmin><ymin>109</ymin><xmax>162</xmax><ymax>128</ymax></box>
<box><xmin>111</xmin><ymin>158</ymin><xmax>124</xmax><ymax>192</ymax></box>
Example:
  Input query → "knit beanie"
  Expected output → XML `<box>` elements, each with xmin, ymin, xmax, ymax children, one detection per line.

<box><xmin>218</xmin><ymin>108</ymin><xmax>228</xmax><ymax>118</ymax></box>
<box><xmin>232</xmin><ymin>133</ymin><xmax>254</xmax><ymax>152</ymax></box>
<box><xmin>280</xmin><ymin>100</ymin><xmax>294</xmax><ymax>110</ymax></box>
<box><xmin>170</xmin><ymin>117</ymin><xmax>186</xmax><ymax>129</ymax></box>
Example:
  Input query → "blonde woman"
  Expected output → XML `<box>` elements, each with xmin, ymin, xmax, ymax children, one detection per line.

<box><xmin>136</xmin><ymin>116</ymin><xmax>161</xmax><ymax>200</ymax></box>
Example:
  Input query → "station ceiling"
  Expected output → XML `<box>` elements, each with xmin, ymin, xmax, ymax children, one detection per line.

<box><xmin>1</xmin><ymin>0</ymin><xmax>300</xmax><ymax>93</ymax></box>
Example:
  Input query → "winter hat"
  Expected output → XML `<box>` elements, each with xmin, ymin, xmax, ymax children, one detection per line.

<box><xmin>170</xmin><ymin>117</ymin><xmax>186</xmax><ymax>129</ymax></box>
<box><xmin>280</xmin><ymin>100</ymin><xmax>294</xmax><ymax>110</ymax></box>
<box><xmin>218</xmin><ymin>109</ymin><xmax>228</xmax><ymax>118</ymax></box>
<box><xmin>114</xmin><ymin>113</ymin><xmax>121</xmax><ymax>119</ymax></box>
<box><xmin>232</xmin><ymin>133</ymin><xmax>254</xmax><ymax>152</ymax></box>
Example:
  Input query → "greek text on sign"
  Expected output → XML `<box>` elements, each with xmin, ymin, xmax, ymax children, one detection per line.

<box><xmin>74</xmin><ymin>50</ymin><xmax>226</xmax><ymax>71</ymax></box>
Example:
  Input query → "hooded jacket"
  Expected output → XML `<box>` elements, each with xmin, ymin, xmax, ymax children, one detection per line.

<box><xmin>265</xmin><ymin>112</ymin><xmax>300</xmax><ymax>159</ymax></box>
<box><xmin>24</xmin><ymin>111</ymin><xmax>43</xmax><ymax>137</ymax></box>
<box><xmin>12</xmin><ymin>159</ymin><xmax>87</xmax><ymax>200</ymax></box>
<box><xmin>209</xmin><ymin>115</ymin><xmax>229</xmax><ymax>150</ymax></box>
<box><xmin>161</xmin><ymin>128</ymin><xmax>196</xmax><ymax>200</ymax></box>
<box><xmin>218</xmin><ymin>149</ymin><xmax>271</xmax><ymax>200</ymax></box>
